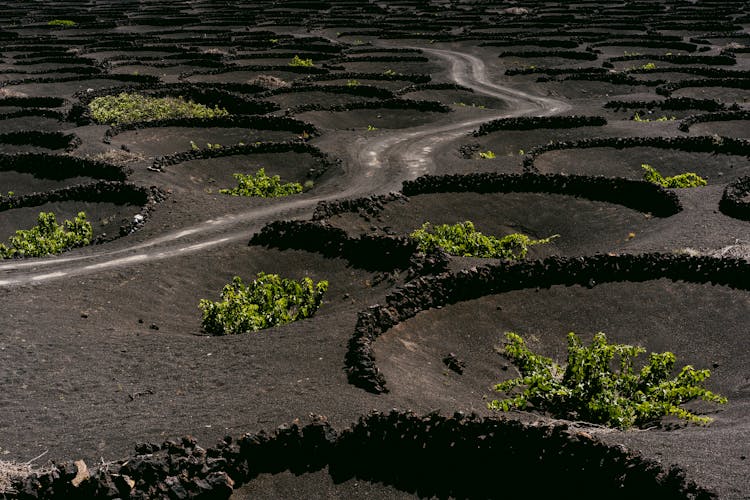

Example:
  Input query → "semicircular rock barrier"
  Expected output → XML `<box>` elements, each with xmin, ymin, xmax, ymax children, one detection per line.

<box><xmin>604</xmin><ymin>97</ymin><xmax>728</xmax><ymax>112</ymax></box>
<box><xmin>678</xmin><ymin>110</ymin><xmax>750</xmax><ymax>132</ymax></box>
<box><xmin>312</xmin><ymin>192</ymin><xmax>407</xmax><ymax>220</ymax></box>
<box><xmin>402</xmin><ymin>172</ymin><xmax>681</xmax><ymax>217</ymax></box>
<box><xmin>103</xmin><ymin>115</ymin><xmax>319</xmax><ymax>143</ymax></box>
<box><xmin>0</xmin><ymin>131</ymin><xmax>81</xmax><ymax>152</ymax></box>
<box><xmin>472</xmin><ymin>115</ymin><xmax>607</xmax><ymax>136</ymax></box>
<box><xmin>505</xmin><ymin>67</ymin><xmax>608</xmax><ymax>77</ymax></box>
<box><xmin>522</xmin><ymin>135</ymin><xmax>750</xmax><ymax>172</ymax></box>
<box><xmin>178</xmin><ymin>64</ymin><xmax>330</xmax><ymax>81</ymax></box>
<box><xmin>0</xmin><ymin>108</ymin><xmax>67</xmax><ymax>121</ymax></box>
<box><xmin>720</xmin><ymin>176</ymin><xmax>750</xmax><ymax>221</ymax></box>
<box><xmin>257</xmin><ymin>84</ymin><xmax>395</xmax><ymax>100</ymax></box>
<box><xmin>607</xmin><ymin>53</ymin><xmax>736</xmax><ymax>66</ymax></box>
<box><xmin>0</xmin><ymin>152</ymin><xmax>126</xmax><ymax>181</ymax></box>
<box><xmin>250</xmin><ymin>219</ymin><xmax>447</xmax><ymax>275</ymax></box>
<box><xmin>305</xmin><ymin>72</ymin><xmax>432</xmax><ymax>84</ymax></box>
<box><xmin>150</xmin><ymin>140</ymin><xmax>337</xmax><ymax>174</ymax></box>
<box><xmin>0</xmin><ymin>181</ymin><xmax>165</xmax><ymax>238</ymax></box>
<box><xmin>8</xmin><ymin>411</ymin><xmax>714</xmax><ymax>499</ymax></box>
<box><xmin>69</xmin><ymin>84</ymin><xmax>278</xmax><ymax>125</ymax></box>
<box><xmin>547</xmin><ymin>72</ymin><xmax>664</xmax><ymax>87</ymax></box>
<box><xmin>657</xmin><ymin>77</ymin><xmax>750</xmax><ymax>97</ymax></box>
<box><xmin>290</xmin><ymin>97</ymin><xmax>451</xmax><ymax>114</ymax></box>
<box><xmin>346</xmin><ymin>253</ymin><xmax>750</xmax><ymax>394</ymax></box>
<box><xmin>0</xmin><ymin>72</ymin><xmax>160</xmax><ymax>91</ymax></box>
<box><xmin>497</xmin><ymin>49</ymin><xmax>599</xmax><ymax>61</ymax></box>
<box><xmin>0</xmin><ymin>96</ymin><xmax>67</xmax><ymax>108</ymax></box>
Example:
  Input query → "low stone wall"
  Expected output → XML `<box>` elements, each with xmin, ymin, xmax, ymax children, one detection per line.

<box><xmin>150</xmin><ymin>141</ymin><xmax>337</xmax><ymax>175</ymax></box>
<box><xmin>498</xmin><ymin>50</ymin><xmax>598</xmax><ymax>61</ymax></box>
<box><xmin>312</xmin><ymin>192</ymin><xmax>406</xmax><ymax>220</ymax></box>
<box><xmin>346</xmin><ymin>254</ymin><xmax>750</xmax><ymax>394</ymax></box>
<box><xmin>7</xmin><ymin>411</ymin><xmax>714</xmax><ymax>498</ymax></box>
<box><xmin>395</xmin><ymin>82</ymin><xmax>474</xmax><ymax>95</ymax></box>
<box><xmin>720</xmin><ymin>176</ymin><xmax>750</xmax><ymax>221</ymax></box>
<box><xmin>70</xmin><ymin>84</ymin><xmax>277</xmax><ymax>125</ymax></box>
<box><xmin>604</xmin><ymin>98</ymin><xmax>727</xmax><ymax>112</ymax></box>
<box><xmin>402</xmin><ymin>172</ymin><xmax>682</xmax><ymax>217</ymax></box>
<box><xmin>250</xmin><ymin>220</ymin><xmax>420</xmax><ymax>272</ymax></box>
<box><xmin>0</xmin><ymin>153</ymin><xmax>126</xmax><ymax>181</ymax></box>
<box><xmin>104</xmin><ymin>115</ymin><xmax>318</xmax><ymax>142</ymax></box>
<box><xmin>678</xmin><ymin>110</ymin><xmax>750</xmax><ymax>132</ymax></box>
<box><xmin>290</xmin><ymin>98</ymin><xmax>451</xmax><ymax>114</ymax></box>
<box><xmin>0</xmin><ymin>180</ymin><xmax>164</xmax><ymax>238</ymax></box>
<box><xmin>657</xmin><ymin>78</ymin><xmax>750</xmax><ymax>97</ymax></box>
<box><xmin>0</xmin><ymin>131</ymin><xmax>80</xmax><ymax>152</ymax></box>
<box><xmin>609</xmin><ymin>53</ymin><xmax>736</xmax><ymax>66</ymax></box>
<box><xmin>305</xmin><ymin>72</ymin><xmax>431</xmax><ymax>84</ymax></box>
<box><xmin>472</xmin><ymin>115</ymin><xmax>607</xmax><ymax>136</ymax></box>
<box><xmin>0</xmin><ymin>97</ymin><xmax>67</xmax><ymax>108</ymax></box>
<box><xmin>522</xmin><ymin>135</ymin><xmax>750</xmax><ymax>171</ymax></box>
<box><xmin>260</xmin><ymin>84</ymin><xmax>395</xmax><ymax>99</ymax></box>
<box><xmin>0</xmin><ymin>73</ymin><xmax>159</xmax><ymax>92</ymax></box>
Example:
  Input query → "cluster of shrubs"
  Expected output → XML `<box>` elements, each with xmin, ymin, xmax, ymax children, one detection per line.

<box><xmin>89</xmin><ymin>93</ymin><xmax>229</xmax><ymax>125</ymax></box>
<box><xmin>410</xmin><ymin>221</ymin><xmax>557</xmax><ymax>259</ymax></box>
<box><xmin>641</xmin><ymin>164</ymin><xmax>706</xmax><ymax>188</ymax></box>
<box><xmin>491</xmin><ymin>332</ymin><xmax>726</xmax><ymax>429</ymax></box>
<box><xmin>219</xmin><ymin>168</ymin><xmax>303</xmax><ymax>197</ymax></box>
<box><xmin>199</xmin><ymin>273</ymin><xmax>328</xmax><ymax>335</ymax></box>
<box><xmin>0</xmin><ymin>211</ymin><xmax>92</xmax><ymax>258</ymax></box>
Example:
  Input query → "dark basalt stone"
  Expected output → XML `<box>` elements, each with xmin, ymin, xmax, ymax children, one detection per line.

<box><xmin>0</xmin><ymin>153</ymin><xmax>126</xmax><ymax>182</ymax></box>
<box><xmin>472</xmin><ymin>115</ymin><xmax>607</xmax><ymax>136</ymax></box>
<box><xmin>150</xmin><ymin>140</ymin><xmax>336</xmax><ymax>175</ymax></box>
<box><xmin>345</xmin><ymin>254</ymin><xmax>750</xmax><ymax>394</ymax></box>
<box><xmin>402</xmin><ymin>172</ymin><xmax>681</xmax><ymax>218</ymax></box>
<box><xmin>678</xmin><ymin>109</ymin><xmax>750</xmax><ymax>132</ymax></box>
<box><xmin>522</xmin><ymin>135</ymin><xmax>750</xmax><ymax>172</ymax></box>
<box><xmin>720</xmin><ymin>176</ymin><xmax>750</xmax><ymax>221</ymax></box>
<box><xmin>0</xmin><ymin>131</ymin><xmax>81</xmax><ymax>152</ymax></box>
<box><xmin>9</xmin><ymin>411</ymin><xmax>715</xmax><ymax>499</ymax></box>
<box><xmin>249</xmin><ymin>220</ymin><xmax>423</xmax><ymax>273</ymax></box>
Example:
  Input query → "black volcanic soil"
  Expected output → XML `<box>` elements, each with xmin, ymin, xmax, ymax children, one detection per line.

<box><xmin>0</xmin><ymin>1</ymin><xmax>749</xmax><ymax>499</ymax></box>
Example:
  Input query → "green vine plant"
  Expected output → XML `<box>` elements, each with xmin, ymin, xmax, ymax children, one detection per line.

<box><xmin>641</xmin><ymin>164</ymin><xmax>707</xmax><ymax>188</ymax></box>
<box><xmin>0</xmin><ymin>212</ymin><xmax>93</xmax><ymax>259</ymax></box>
<box><xmin>219</xmin><ymin>168</ymin><xmax>303</xmax><ymax>197</ymax></box>
<box><xmin>489</xmin><ymin>332</ymin><xmax>727</xmax><ymax>429</ymax></box>
<box><xmin>89</xmin><ymin>93</ymin><xmax>228</xmax><ymax>125</ymax></box>
<box><xmin>478</xmin><ymin>150</ymin><xmax>496</xmax><ymax>159</ymax></box>
<box><xmin>199</xmin><ymin>273</ymin><xmax>328</xmax><ymax>335</ymax></box>
<box><xmin>632</xmin><ymin>112</ymin><xmax>675</xmax><ymax>122</ymax></box>
<box><xmin>289</xmin><ymin>55</ymin><xmax>314</xmax><ymax>67</ymax></box>
<box><xmin>47</xmin><ymin>19</ymin><xmax>77</xmax><ymax>27</ymax></box>
<box><xmin>410</xmin><ymin>221</ymin><xmax>558</xmax><ymax>259</ymax></box>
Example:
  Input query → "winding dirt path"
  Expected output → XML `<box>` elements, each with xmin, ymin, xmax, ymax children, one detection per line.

<box><xmin>0</xmin><ymin>48</ymin><xmax>568</xmax><ymax>286</ymax></box>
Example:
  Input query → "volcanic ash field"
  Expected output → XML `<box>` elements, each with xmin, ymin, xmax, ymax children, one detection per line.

<box><xmin>0</xmin><ymin>1</ymin><xmax>749</xmax><ymax>498</ymax></box>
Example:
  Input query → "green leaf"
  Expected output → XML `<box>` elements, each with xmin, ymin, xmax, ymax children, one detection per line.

<box><xmin>490</xmin><ymin>331</ymin><xmax>726</xmax><ymax>429</ymax></box>
<box><xmin>199</xmin><ymin>273</ymin><xmax>328</xmax><ymax>335</ymax></box>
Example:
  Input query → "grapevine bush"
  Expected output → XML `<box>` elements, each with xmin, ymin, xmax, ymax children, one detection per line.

<box><xmin>89</xmin><ymin>93</ymin><xmax>228</xmax><ymax>125</ymax></box>
<box><xmin>199</xmin><ymin>273</ymin><xmax>328</xmax><ymax>335</ymax></box>
<box><xmin>0</xmin><ymin>212</ymin><xmax>93</xmax><ymax>258</ymax></box>
<box><xmin>220</xmin><ymin>168</ymin><xmax>302</xmax><ymax>197</ymax></box>
<box><xmin>47</xmin><ymin>19</ymin><xmax>76</xmax><ymax>27</ymax></box>
<box><xmin>410</xmin><ymin>221</ymin><xmax>557</xmax><ymax>259</ymax></box>
<box><xmin>642</xmin><ymin>164</ymin><xmax>706</xmax><ymax>188</ymax></box>
<box><xmin>289</xmin><ymin>55</ymin><xmax>314</xmax><ymax>67</ymax></box>
<box><xmin>489</xmin><ymin>332</ymin><xmax>727</xmax><ymax>429</ymax></box>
